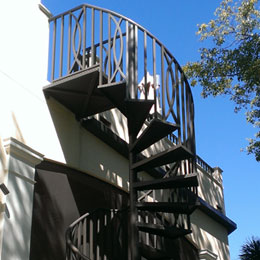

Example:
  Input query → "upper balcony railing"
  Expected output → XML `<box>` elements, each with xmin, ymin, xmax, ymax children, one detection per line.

<box><xmin>48</xmin><ymin>4</ymin><xmax>196</xmax><ymax>154</ymax></box>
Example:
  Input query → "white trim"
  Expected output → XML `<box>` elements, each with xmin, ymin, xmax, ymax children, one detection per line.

<box><xmin>8</xmin><ymin>170</ymin><xmax>36</xmax><ymax>185</ymax></box>
<box><xmin>4</xmin><ymin>137</ymin><xmax>44</xmax><ymax>166</ymax></box>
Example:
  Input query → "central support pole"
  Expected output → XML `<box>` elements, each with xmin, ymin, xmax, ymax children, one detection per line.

<box><xmin>127</xmin><ymin>22</ymin><xmax>140</xmax><ymax>260</ymax></box>
<box><xmin>129</xmin><ymin>132</ymin><xmax>140</xmax><ymax>260</ymax></box>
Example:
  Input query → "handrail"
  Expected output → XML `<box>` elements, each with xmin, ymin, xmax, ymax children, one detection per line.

<box><xmin>48</xmin><ymin>4</ymin><xmax>196</xmax><ymax>159</ymax></box>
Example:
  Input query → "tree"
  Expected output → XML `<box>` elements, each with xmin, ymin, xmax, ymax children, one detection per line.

<box><xmin>239</xmin><ymin>237</ymin><xmax>260</xmax><ymax>260</ymax></box>
<box><xmin>183</xmin><ymin>0</ymin><xmax>260</xmax><ymax>161</ymax></box>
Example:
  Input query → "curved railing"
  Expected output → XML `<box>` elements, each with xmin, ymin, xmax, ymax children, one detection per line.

<box><xmin>48</xmin><ymin>4</ymin><xmax>195</xmax><ymax>155</ymax></box>
<box><xmin>66</xmin><ymin>208</ymin><xmax>129</xmax><ymax>260</ymax></box>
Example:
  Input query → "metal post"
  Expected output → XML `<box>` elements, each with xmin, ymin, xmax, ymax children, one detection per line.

<box><xmin>129</xmin><ymin>132</ymin><xmax>140</xmax><ymax>260</ymax></box>
<box><xmin>127</xmin><ymin>24</ymin><xmax>136</xmax><ymax>99</ymax></box>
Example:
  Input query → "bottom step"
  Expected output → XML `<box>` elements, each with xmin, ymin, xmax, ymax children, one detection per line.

<box><xmin>137</xmin><ymin>223</ymin><xmax>191</xmax><ymax>239</ymax></box>
<box><xmin>140</xmin><ymin>243</ymin><xmax>171</xmax><ymax>260</ymax></box>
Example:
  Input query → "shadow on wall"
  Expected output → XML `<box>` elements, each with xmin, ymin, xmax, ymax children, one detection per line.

<box><xmin>100</xmin><ymin>108</ymin><xmax>129</xmax><ymax>142</ymax></box>
<box><xmin>45</xmin><ymin>97</ymin><xmax>130</xmax><ymax>189</ymax></box>
<box><xmin>190</xmin><ymin>210</ymin><xmax>229</xmax><ymax>260</ymax></box>
<box><xmin>198</xmin><ymin>169</ymin><xmax>225</xmax><ymax>214</ymax></box>
<box><xmin>30</xmin><ymin>160</ymin><xmax>129</xmax><ymax>260</ymax></box>
<box><xmin>2</xmin><ymin>154</ymin><xmax>35</xmax><ymax>260</ymax></box>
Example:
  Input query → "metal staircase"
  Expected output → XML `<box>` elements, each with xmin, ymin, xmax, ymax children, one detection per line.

<box><xmin>44</xmin><ymin>4</ymin><xmax>198</xmax><ymax>260</ymax></box>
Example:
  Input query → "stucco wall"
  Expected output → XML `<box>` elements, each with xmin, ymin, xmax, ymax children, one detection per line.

<box><xmin>0</xmin><ymin>138</ymin><xmax>44</xmax><ymax>260</ymax></box>
<box><xmin>190</xmin><ymin>209</ymin><xmax>230</xmax><ymax>260</ymax></box>
<box><xmin>46</xmin><ymin>97</ymin><xmax>131</xmax><ymax>190</ymax></box>
<box><xmin>0</xmin><ymin>0</ymin><xmax>64</xmax><ymax>163</ymax></box>
<box><xmin>197</xmin><ymin>166</ymin><xmax>225</xmax><ymax>214</ymax></box>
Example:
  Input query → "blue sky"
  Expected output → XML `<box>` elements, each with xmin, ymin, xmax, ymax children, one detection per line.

<box><xmin>42</xmin><ymin>0</ymin><xmax>260</xmax><ymax>259</ymax></box>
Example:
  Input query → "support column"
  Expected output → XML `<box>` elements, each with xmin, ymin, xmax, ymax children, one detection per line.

<box><xmin>129</xmin><ymin>132</ymin><xmax>140</xmax><ymax>260</ymax></box>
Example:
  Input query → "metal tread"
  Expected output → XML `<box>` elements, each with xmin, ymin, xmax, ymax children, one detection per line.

<box><xmin>98</xmin><ymin>81</ymin><xmax>127</xmax><ymax>111</ymax></box>
<box><xmin>137</xmin><ymin>223</ymin><xmax>192</xmax><ymax>239</ymax></box>
<box><xmin>99</xmin><ymin>82</ymin><xmax>154</xmax><ymax>137</ymax></box>
<box><xmin>126</xmin><ymin>99</ymin><xmax>155</xmax><ymax>138</ymax></box>
<box><xmin>130</xmin><ymin>118</ymin><xmax>179</xmax><ymax>153</ymax></box>
<box><xmin>133</xmin><ymin>173</ymin><xmax>198</xmax><ymax>190</ymax></box>
<box><xmin>136</xmin><ymin>202</ymin><xmax>197</xmax><ymax>214</ymax></box>
<box><xmin>132</xmin><ymin>144</ymin><xmax>194</xmax><ymax>172</ymax></box>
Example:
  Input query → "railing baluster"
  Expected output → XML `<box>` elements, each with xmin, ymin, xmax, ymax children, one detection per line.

<box><xmin>134</xmin><ymin>25</ymin><xmax>138</xmax><ymax>99</ymax></box>
<box><xmin>185</xmin><ymin>80</ymin><xmax>191</xmax><ymax>150</ymax></box>
<box><xmin>51</xmin><ymin>19</ymin><xmax>56</xmax><ymax>81</ymax></box>
<box><xmin>125</xmin><ymin>20</ymin><xmax>129</xmax><ymax>99</ymax></box>
<box><xmin>128</xmin><ymin>23</ymin><xmax>135</xmax><ymax>99</ymax></box>
<box><xmin>99</xmin><ymin>10</ymin><xmax>103</xmax><ymax>85</ymax></box>
<box><xmin>144</xmin><ymin>31</ymin><xmax>147</xmax><ymax>100</ymax></box>
<box><xmin>181</xmin><ymin>72</ymin><xmax>186</xmax><ymax>146</ymax></box>
<box><xmin>83</xmin><ymin>218</ymin><xmax>87</xmax><ymax>255</ymax></box>
<box><xmin>175</xmin><ymin>63</ymin><xmax>181</xmax><ymax>145</ymax></box>
<box><xmin>59</xmin><ymin>15</ymin><xmax>64</xmax><ymax>78</ymax></box>
<box><xmin>91</xmin><ymin>8</ymin><xmax>95</xmax><ymax>66</ymax></box>
<box><xmin>152</xmin><ymin>38</ymin><xmax>157</xmax><ymax>116</ymax></box>
<box><xmin>67</xmin><ymin>14</ymin><xmax>72</xmax><ymax>75</ymax></box>
<box><xmin>77</xmin><ymin>222</ymin><xmax>82</xmax><ymax>252</ymax></box>
<box><xmin>82</xmin><ymin>6</ymin><xmax>86</xmax><ymax>69</ymax></box>
<box><xmin>108</xmin><ymin>14</ymin><xmax>111</xmax><ymax>82</ymax></box>
<box><xmin>90</xmin><ymin>218</ymin><xmax>93</xmax><ymax>259</ymax></box>
<box><xmin>161</xmin><ymin>46</ymin><xmax>165</xmax><ymax>118</ymax></box>
<box><xmin>104</xmin><ymin>213</ymin><xmax>107</xmax><ymax>260</ymax></box>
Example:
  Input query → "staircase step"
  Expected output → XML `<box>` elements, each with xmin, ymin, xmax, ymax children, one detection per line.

<box><xmin>126</xmin><ymin>99</ymin><xmax>154</xmax><ymax>137</ymax></box>
<box><xmin>44</xmin><ymin>67</ymin><xmax>118</xmax><ymax>117</ymax></box>
<box><xmin>130</xmin><ymin>119</ymin><xmax>179</xmax><ymax>153</ymax></box>
<box><xmin>136</xmin><ymin>202</ymin><xmax>196</xmax><ymax>214</ymax></box>
<box><xmin>99</xmin><ymin>82</ymin><xmax>154</xmax><ymax>137</ymax></box>
<box><xmin>137</xmin><ymin>223</ymin><xmax>191</xmax><ymax>239</ymax></box>
<box><xmin>132</xmin><ymin>144</ymin><xmax>194</xmax><ymax>172</ymax></box>
<box><xmin>98</xmin><ymin>81</ymin><xmax>127</xmax><ymax>112</ymax></box>
<box><xmin>140</xmin><ymin>243</ymin><xmax>171</xmax><ymax>260</ymax></box>
<box><xmin>133</xmin><ymin>173</ymin><xmax>198</xmax><ymax>190</ymax></box>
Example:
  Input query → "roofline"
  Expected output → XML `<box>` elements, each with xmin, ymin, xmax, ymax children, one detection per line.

<box><xmin>197</xmin><ymin>197</ymin><xmax>237</xmax><ymax>234</ymax></box>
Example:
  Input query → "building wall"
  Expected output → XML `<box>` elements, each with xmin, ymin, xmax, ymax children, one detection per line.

<box><xmin>0</xmin><ymin>1</ymin><xmax>233</xmax><ymax>259</ymax></box>
<box><xmin>0</xmin><ymin>138</ymin><xmax>44</xmax><ymax>260</ymax></box>
<box><xmin>190</xmin><ymin>209</ymin><xmax>230</xmax><ymax>260</ymax></box>
<box><xmin>0</xmin><ymin>0</ymin><xmax>64</xmax><ymax>163</ymax></box>
<box><xmin>197</xmin><ymin>166</ymin><xmax>225</xmax><ymax>214</ymax></box>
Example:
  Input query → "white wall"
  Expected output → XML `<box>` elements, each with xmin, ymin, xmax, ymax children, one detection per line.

<box><xmin>46</xmin><ymin>97</ymin><xmax>131</xmax><ymax>190</ymax></box>
<box><xmin>190</xmin><ymin>209</ymin><xmax>230</xmax><ymax>260</ymax></box>
<box><xmin>0</xmin><ymin>0</ymin><xmax>64</xmax><ymax>163</ymax></box>
<box><xmin>0</xmin><ymin>138</ymin><xmax>44</xmax><ymax>260</ymax></box>
<box><xmin>197</xmin><ymin>166</ymin><xmax>225</xmax><ymax>214</ymax></box>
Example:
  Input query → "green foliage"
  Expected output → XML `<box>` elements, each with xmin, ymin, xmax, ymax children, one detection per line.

<box><xmin>239</xmin><ymin>237</ymin><xmax>260</xmax><ymax>260</ymax></box>
<box><xmin>183</xmin><ymin>0</ymin><xmax>260</xmax><ymax>161</ymax></box>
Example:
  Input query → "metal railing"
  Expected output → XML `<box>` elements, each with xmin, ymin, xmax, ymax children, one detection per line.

<box><xmin>66</xmin><ymin>208</ymin><xmax>129</xmax><ymax>260</ymax></box>
<box><xmin>48</xmin><ymin>4</ymin><xmax>196</xmax><ymax>156</ymax></box>
<box><xmin>66</xmin><ymin>205</ymin><xmax>191</xmax><ymax>260</ymax></box>
<box><xmin>196</xmin><ymin>155</ymin><xmax>214</xmax><ymax>175</ymax></box>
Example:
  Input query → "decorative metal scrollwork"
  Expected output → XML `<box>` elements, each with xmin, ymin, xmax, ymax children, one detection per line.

<box><xmin>109</xmin><ymin>15</ymin><xmax>125</xmax><ymax>83</ymax></box>
<box><xmin>69</xmin><ymin>11</ymin><xmax>84</xmax><ymax>73</ymax></box>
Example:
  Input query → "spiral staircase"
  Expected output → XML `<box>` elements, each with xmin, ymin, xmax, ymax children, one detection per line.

<box><xmin>44</xmin><ymin>4</ymin><xmax>198</xmax><ymax>260</ymax></box>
